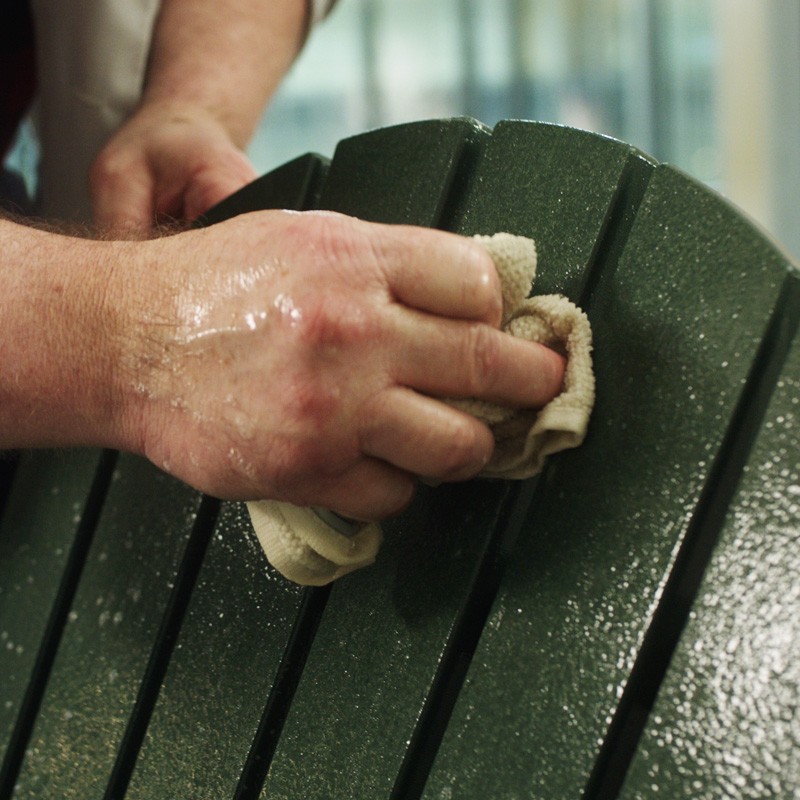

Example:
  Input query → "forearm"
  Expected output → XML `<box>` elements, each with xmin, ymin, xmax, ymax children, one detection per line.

<box><xmin>0</xmin><ymin>220</ymin><xmax>134</xmax><ymax>450</ymax></box>
<box><xmin>141</xmin><ymin>0</ymin><xmax>309</xmax><ymax>147</ymax></box>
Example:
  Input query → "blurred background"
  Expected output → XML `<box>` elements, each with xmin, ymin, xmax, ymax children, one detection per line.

<box><xmin>6</xmin><ymin>0</ymin><xmax>798</xmax><ymax>259</ymax></box>
<box><xmin>254</xmin><ymin>0</ymin><xmax>799</xmax><ymax>260</ymax></box>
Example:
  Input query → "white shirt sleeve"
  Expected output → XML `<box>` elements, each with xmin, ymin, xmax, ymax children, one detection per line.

<box><xmin>31</xmin><ymin>0</ymin><xmax>161</xmax><ymax>221</ymax></box>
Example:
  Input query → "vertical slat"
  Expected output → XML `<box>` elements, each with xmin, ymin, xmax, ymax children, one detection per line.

<box><xmin>450</xmin><ymin>120</ymin><xmax>654</xmax><ymax>299</ymax></box>
<box><xmin>197</xmin><ymin>154</ymin><xmax>328</xmax><ymax>227</ymax></box>
<box><xmin>101</xmin><ymin>493</ymin><xmax>220</xmax><ymax>800</ymax></box>
<box><xmin>618</xmin><ymin>281</ymin><xmax>799</xmax><ymax>800</ymax></box>
<box><xmin>118</xmin><ymin>146</ymin><xmax>331</xmax><ymax>800</ymax></box>
<box><xmin>583</xmin><ymin>272</ymin><xmax>800</xmax><ymax>798</ymax></box>
<box><xmin>259</xmin><ymin>118</ymin><xmax>492</xmax><ymax>800</ymax></box>
<box><xmin>316</xmin><ymin>118</ymin><xmax>488</xmax><ymax>224</ymax></box>
<box><xmin>261</xmin><ymin>120</ymin><xmax>638</xmax><ymax>800</ymax></box>
<box><xmin>0</xmin><ymin>450</ymin><xmax>105</xmax><ymax>766</ymax></box>
<box><xmin>11</xmin><ymin>454</ymin><xmax>202</xmax><ymax>799</ymax></box>
<box><xmin>122</xmin><ymin>503</ymin><xmax>305</xmax><ymax>799</ymax></box>
<box><xmin>0</xmin><ymin>452</ymin><xmax>20</xmax><ymax>520</ymax></box>
<box><xmin>422</xmin><ymin>166</ymin><xmax>791</xmax><ymax>799</ymax></box>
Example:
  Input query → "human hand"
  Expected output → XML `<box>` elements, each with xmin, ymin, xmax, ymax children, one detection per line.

<box><xmin>112</xmin><ymin>211</ymin><xmax>565</xmax><ymax>519</ymax></box>
<box><xmin>89</xmin><ymin>103</ymin><xmax>257</xmax><ymax>234</ymax></box>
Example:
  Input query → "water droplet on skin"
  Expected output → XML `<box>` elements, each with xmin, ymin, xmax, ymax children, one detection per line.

<box><xmin>244</xmin><ymin>311</ymin><xmax>268</xmax><ymax>330</ymax></box>
<box><xmin>227</xmin><ymin>447</ymin><xmax>257</xmax><ymax>479</ymax></box>
<box><xmin>274</xmin><ymin>293</ymin><xmax>303</xmax><ymax>325</ymax></box>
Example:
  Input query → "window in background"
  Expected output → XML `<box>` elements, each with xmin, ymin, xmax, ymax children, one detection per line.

<box><xmin>3</xmin><ymin>0</ymin><xmax>795</xmax><ymax>258</ymax></box>
<box><xmin>252</xmin><ymin>0</ymin><xmax>798</xmax><ymax>259</ymax></box>
<box><xmin>253</xmin><ymin>0</ymin><xmax>719</xmax><ymax>189</ymax></box>
<box><xmin>3</xmin><ymin>119</ymin><xmax>38</xmax><ymax>204</ymax></box>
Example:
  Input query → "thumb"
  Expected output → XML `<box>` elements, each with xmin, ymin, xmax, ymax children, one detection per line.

<box><xmin>90</xmin><ymin>158</ymin><xmax>156</xmax><ymax>236</ymax></box>
<box><xmin>183</xmin><ymin>158</ymin><xmax>257</xmax><ymax>222</ymax></box>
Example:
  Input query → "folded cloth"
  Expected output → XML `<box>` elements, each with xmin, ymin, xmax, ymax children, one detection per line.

<box><xmin>247</xmin><ymin>233</ymin><xmax>595</xmax><ymax>585</ymax></box>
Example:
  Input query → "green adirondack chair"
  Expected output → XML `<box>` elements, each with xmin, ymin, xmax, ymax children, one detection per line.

<box><xmin>1</xmin><ymin>119</ymin><xmax>798</xmax><ymax>800</ymax></box>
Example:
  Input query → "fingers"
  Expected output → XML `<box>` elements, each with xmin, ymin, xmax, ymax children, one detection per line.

<box><xmin>90</xmin><ymin>157</ymin><xmax>155</xmax><ymax>234</ymax></box>
<box><xmin>312</xmin><ymin>458</ymin><xmax>416</xmax><ymax>521</ymax></box>
<box><xmin>90</xmin><ymin>116</ymin><xmax>257</xmax><ymax>231</ymax></box>
<box><xmin>183</xmin><ymin>156</ymin><xmax>257</xmax><ymax>221</ymax></box>
<box><xmin>345</xmin><ymin>220</ymin><xmax>565</xmax><ymax>408</ymax></box>
<box><xmin>374</xmin><ymin>225</ymin><xmax>504</xmax><ymax>327</ymax></box>
<box><xmin>359</xmin><ymin>387</ymin><xmax>494</xmax><ymax>481</ymax></box>
<box><xmin>390</xmin><ymin>308</ymin><xmax>566</xmax><ymax>408</ymax></box>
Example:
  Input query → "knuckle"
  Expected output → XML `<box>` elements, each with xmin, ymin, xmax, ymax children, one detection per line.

<box><xmin>467</xmin><ymin>257</ymin><xmax>503</xmax><ymax>322</ymax></box>
<box><xmin>463</xmin><ymin>324</ymin><xmax>502</xmax><ymax>395</ymax></box>
<box><xmin>298</xmin><ymin>297</ymin><xmax>345</xmax><ymax>347</ymax></box>
<box><xmin>298</xmin><ymin>294</ymin><xmax>378</xmax><ymax>350</ymax></box>
<box><xmin>294</xmin><ymin>211</ymin><xmax>369</xmax><ymax>268</ymax></box>
<box><xmin>266</xmin><ymin>437</ymin><xmax>327</xmax><ymax>502</ymax></box>
<box><xmin>284</xmin><ymin>374</ymin><xmax>341</xmax><ymax>426</ymax></box>
<box><xmin>380</xmin><ymin>474</ymin><xmax>416</xmax><ymax>518</ymax></box>
<box><xmin>439</xmin><ymin>419</ymin><xmax>482</xmax><ymax>477</ymax></box>
<box><xmin>89</xmin><ymin>148</ymin><xmax>125</xmax><ymax>186</ymax></box>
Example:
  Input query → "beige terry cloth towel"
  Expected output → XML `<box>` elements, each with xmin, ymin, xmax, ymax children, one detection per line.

<box><xmin>247</xmin><ymin>233</ymin><xmax>595</xmax><ymax>585</ymax></box>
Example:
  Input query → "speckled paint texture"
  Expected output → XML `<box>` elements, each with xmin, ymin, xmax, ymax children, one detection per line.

<box><xmin>1</xmin><ymin>120</ymin><xmax>796</xmax><ymax>800</ymax></box>
<box><xmin>619</xmin><ymin>333</ymin><xmax>799</xmax><ymax>800</ymax></box>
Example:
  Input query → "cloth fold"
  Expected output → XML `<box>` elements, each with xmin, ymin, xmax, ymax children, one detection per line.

<box><xmin>248</xmin><ymin>232</ymin><xmax>595</xmax><ymax>585</ymax></box>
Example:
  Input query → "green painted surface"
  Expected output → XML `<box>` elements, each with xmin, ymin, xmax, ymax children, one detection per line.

<box><xmin>317</xmin><ymin>118</ymin><xmax>487</xmax><ymax>225</ymax></box>
<box><xmin>1</xmin><ymin>120</ymin><xmax>796</xmax><ymax>799</ymax></box>
<box><xmin>619</xmin><ymin>301</ymin><xmax>799</xmax><ymax>800</ymax></box>
<box><xmin>0</xmin><ymin>449</ymin><xmax>103</xmax><ymax>764</ymax></box>
<box><xmin>262</xmin><ymin>484</ymin><xmax>509</xmax><ymax>799</ymax></box>
<box><xmin>262</xmin><ymin>119</ymin><xmax>491</xmax><ymax>800</ymax></box>
<box><xmin>262</xmin><ymin>121</ymin><xmax>642</xmax><ymax>799</ymax></box>
<box><xmin>422</xmin><ymin>165</ymin><xmax>791</xmax><ymax>799</ymax></box>
<box><xmin>198</xmin><ymin>153</ymin><xmax>328</xmax><ymax>225</ymax></box>
<box><xmin>454</xmin><ymin>120</ymin><xmax>655</xmax><ymax>299</ymax></box>
<box><xmin>124</xmin><ymin>501</ymin><xmax>304</xmax><ymax>799</ymax></box>
<box><xmin>12</xmin><ymin>454</ymin><xmax>201</xmax><ymax>800</ymax></box>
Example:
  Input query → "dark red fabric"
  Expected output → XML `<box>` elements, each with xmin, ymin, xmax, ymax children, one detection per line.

<box><xmin>1</xmin><ymin>0</ymin><xmax>37</xmax><ymax>160</ymax></box>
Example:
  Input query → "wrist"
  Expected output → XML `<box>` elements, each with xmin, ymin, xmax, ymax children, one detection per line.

<box><xmin>95</xmin><ymin>236</ymin><xmax>178</xmax><ymax>459</ymax></box>
<box><xmin>0</xmin><ymin>223</ymin><xmax>148</xmax><ymax>452</ymax></box>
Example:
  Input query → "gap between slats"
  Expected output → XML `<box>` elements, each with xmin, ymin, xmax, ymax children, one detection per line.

<box><xmin>0</xmin><ymin>449</ymin><xmax>118</xmax><ymax>800</ymax></box>
<box><xmin>185</xmin><ymin>151</ymin><xmax>335</xmax><ymax>800</ymax></box>
<box><xmin>232</xmin><ymin>585</ymin><xmax>332</xmax><ymax>800</ymax></box>
<box><xmin>582</xmin><ymin>271</ymin><xmax>800</xmax><ymax>800</ymax></box>
<box><xmin>102</xmin><ymin>493</ymin><xmax>220</xmax><ymax>800</ymax></box>
<box><xmin>390</xmin><ymin>147</ymin><xmax>656</xmax><ymax>800</ymax></box>
<box><xmin>0</xmin><ymin>451</ymin><xmax>21</xmax><ymax>522</ymax></box>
